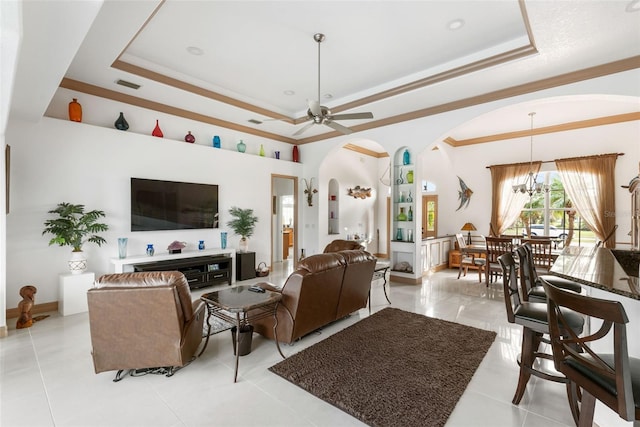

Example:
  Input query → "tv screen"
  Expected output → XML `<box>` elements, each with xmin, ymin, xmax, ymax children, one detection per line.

<box><xmin>131</xmin><ymin>178</ymin><xmax>219</xmax><ymax>231</ymax></box>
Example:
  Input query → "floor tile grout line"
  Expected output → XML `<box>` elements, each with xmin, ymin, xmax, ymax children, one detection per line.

<box><xmin>29</xmin><ymin>328</ymin><xmax>58</xmax><ymax>426</ymax></box>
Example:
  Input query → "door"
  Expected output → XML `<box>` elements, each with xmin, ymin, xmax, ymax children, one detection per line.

<box><xmin>271</xmin><ymin>175</ymin><xmax>298</xmax><ymax>269</ymax></box>
<box><xmin>422</xmin><ymin>195</ymin><xmax>438</xmax><ymax>239</ymax></box>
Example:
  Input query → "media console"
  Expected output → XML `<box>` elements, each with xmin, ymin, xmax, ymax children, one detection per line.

<box><xmin>110</xmin><ymin>249</ymin><xmax>236</xmax><ymax>289</ymax></box>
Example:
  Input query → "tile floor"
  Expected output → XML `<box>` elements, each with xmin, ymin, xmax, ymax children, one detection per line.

<box><xmin>0</xmin><ymin>264</ymin><xmax>627</xmax><ymax>426</ymax></box>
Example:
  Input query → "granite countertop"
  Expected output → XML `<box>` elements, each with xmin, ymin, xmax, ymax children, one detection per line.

<box><xmin>549</xmin><ymin>247</ymin><xmax>640</xmax><ymax>300</ymax></box>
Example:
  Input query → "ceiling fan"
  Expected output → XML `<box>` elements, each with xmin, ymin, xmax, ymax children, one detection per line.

<box><xmin>293</xmin><ymin>33</ymin><xmax>374</xmax><ymax>136</ymax></box>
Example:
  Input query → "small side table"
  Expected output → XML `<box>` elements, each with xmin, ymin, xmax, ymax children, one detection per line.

<box><xmin>236</xmin><ymin>251</ymin><xmax>256</xmax><ymax>281</ymax></box>
<box><xmin>59</xmin><ymin>272</ymin><xmax>95</xmax><ymax>316</ymax></box>
<box><xmin>199</xmin><ymin>285</ymin><xmax>285</xmax><ymax>382</ymax></box>
<box><xmin>369</xmin><ymin>263</ymin><xmax>391</xmax><ymax>314</ymax></box>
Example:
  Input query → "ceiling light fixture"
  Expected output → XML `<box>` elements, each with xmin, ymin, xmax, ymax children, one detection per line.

<box><xmin>512</xmin><ymin>112</ymin><xmax>549</xmax><ymax>196</ymax></box>
<box><xmin>186</xmin><ymin>46</ymin><xmax>203</xmax><ymax>55</ymax></box>
<box><xmin>448</xmin><ymin>19</ymin><xmax>465</xmax><ymax>30</ymax></box>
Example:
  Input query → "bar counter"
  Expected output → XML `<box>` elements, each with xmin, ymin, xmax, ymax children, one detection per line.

<box><xmin>549</xmin><ymin>246</ymin><xmax>640</xmax><ymax>300</ymax></box>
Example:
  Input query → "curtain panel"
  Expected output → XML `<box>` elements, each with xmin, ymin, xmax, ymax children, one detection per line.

<box><xmin>555</xmin><ymin>153</ymin><xmax>619</xmax><ymax>248</ymax></box>
<box><xmin>489</xmin><ymin>161</ymin><xmax>541</xmax><ymax>235</ymax></box>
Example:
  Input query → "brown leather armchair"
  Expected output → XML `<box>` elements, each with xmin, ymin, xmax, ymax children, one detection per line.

<box><xmin>87</xmin><ymin>271</ymin><xmax>205</xmax><ymax>381</ymax></box>
<box><xmin>323</xmin><ymin>239</ymin><xmax>364</xmax><ymax>253</ymax></box>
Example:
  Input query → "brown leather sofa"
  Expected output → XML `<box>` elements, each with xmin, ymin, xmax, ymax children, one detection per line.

<box><xmin>323</xmin><ymin>239</ymin><xmax>364</xmax><ymax>253</ymax></box>
<box><xmin>87</xmin><ymin>271</ymin><xmax>205</xmax><ymax>380</ymax></box>
<box><xmin>252</xmin><ymin>250</ymin><xmax>376</xmax><ymax>344</ymax></box>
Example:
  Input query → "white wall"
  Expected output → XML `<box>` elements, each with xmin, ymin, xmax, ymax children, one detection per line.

<box><xmin>5</xmin><ymin>116</ymin><xmax>301</xmax><ymax>308</ymax></box>
<box><xmin>318</xmin><ymin>145</ymin><xmax>382</xmax><ymax>254</ymax></box>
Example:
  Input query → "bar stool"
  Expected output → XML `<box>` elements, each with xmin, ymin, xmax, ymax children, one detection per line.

<box><xmin>516</xmin><ymin>244</ymin><xmax>583</xmax><ymax>303</ymax></box>
<box><xmin>543</xmin><ymin>279</ymin><xmax>640</xmax><ymax>426</ymax></box>
<box><xmin>498</xmin><ymin>252</ymin><xmax>584</xmax><ymax>420</ymax></box>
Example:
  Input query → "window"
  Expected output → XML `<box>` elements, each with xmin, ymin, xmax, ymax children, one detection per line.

<box><xmin>504</xmin><ymin>171</ymin><xmax>596</xmax><ymax>247</ymax></box>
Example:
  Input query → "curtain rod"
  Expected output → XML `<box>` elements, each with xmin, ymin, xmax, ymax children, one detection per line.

<box><xmin>486</xmin><ymin>152</ymin><xmax>624</xmax><ymax>169</ymax></box>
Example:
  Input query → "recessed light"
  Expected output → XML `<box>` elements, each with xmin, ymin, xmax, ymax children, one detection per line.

<box><xmin>626</xmin><ymin>0</ymin><xmax>640</xmax><ymax>12</ymax></box>
<box><xmin>186</xmin><ymin>46</ymin><xmax>204</xmax><ymax>55</ymax></box>
<box><xmin>283</xmin><ymin>90</ymin><xmax>295</xmax><ymax>96</ymax></box>
<box><xmin>447</xmin><ymin>19</ymin><xmax>465</xmax><ymax>30</ymax></box>
<box><xmin>323</xmin><ymin>93</ymin><xmax>333</xmax><ymax>99</ymax></box>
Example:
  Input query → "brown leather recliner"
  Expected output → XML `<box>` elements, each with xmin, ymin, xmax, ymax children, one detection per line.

<box><xmin>323</xmin><ymin>239</ymin><xmax>364</xmax><ymax>253</ymax></box>
<box><xmin>252</xmin><ymin>250</ymin><xmax>376</xmax><ymax>344</ymax></box>
<box><xmin>87</xmin><ymin>271</ymin><xmax>205</xmax><ymax>381</ymax></box>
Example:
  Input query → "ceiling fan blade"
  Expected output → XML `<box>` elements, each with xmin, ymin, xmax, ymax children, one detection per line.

<box><xmin>329</xmin><ymin>112</ymin><xmax>374</xmax><ymax>121</ymax></box>
<box><xmin>308</xmin><ymin>99</ymin><xmax>321</xmax><ymax>117</ymax></box>
<box><xmin>324</xmin><ymin>120</ymin><xmax>353</xmax><ymax>135</ymax></box>
<box><xmin>293</xmin><ymin>121</ymin><xmax>315</xmax><ymax>136</ymax></box>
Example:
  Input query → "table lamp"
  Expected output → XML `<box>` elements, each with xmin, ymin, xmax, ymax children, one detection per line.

<box><xmin>461</xmin><ymin>222</ymin><xmax>477</xmax><ymax>245</ymax></box>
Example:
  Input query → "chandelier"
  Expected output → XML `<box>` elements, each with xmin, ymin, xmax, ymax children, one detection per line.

<box><xmin>512</xmin><ymin>112</ymin><xmax>549</xmax><ymax>196</ymax></box>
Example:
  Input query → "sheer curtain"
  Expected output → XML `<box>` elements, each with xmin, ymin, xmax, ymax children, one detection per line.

<box><xmin>555</xmin><ymin>153</ymin><xmax>618</xmax><ymax>248</ymax></box>
<box><xmin>489</xmin><ymin>161</ymin><xmax>541</xmax><ymax>235</ymax></box>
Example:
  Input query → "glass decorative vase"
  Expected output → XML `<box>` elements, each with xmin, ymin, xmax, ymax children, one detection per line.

<box><xmin>237</xmin><ymin>140</ymin><xmax>246</xmax><ymax>152</ymax></box>
<box><xmin>259</xmin><ymin>144</ymin><xmax>265</xmax><ymax>156</ymax></box>
<box><xmin>213</xmin><ymin>135</ymin><xmax>221</xmax><ymax>148</ymax></box>
<box><xmin>185</xmin><ymin>131</ymin><xmax>195</xmax><ymax>143</ymax></box>
<box><xmin>220</xmin><ymin>232</ymin><xmax>227</xmax><ymax>249</ymax></box>
<box><xmin>397</xmin><ymin>207</ymin><xmax>407</xmax><ymax>221</ymax></box>
<box><xmin>408</xmin><ymin>206</ymin><xmax>413</xmax><ymax>221</ymax></box>
<box><xmin>152</xmin><ymin>120</ymin><xmax>163</xmax><ymax>137</ymax></box>
<box><xmin>403</xmin><ymin>149</ymin><xmax>411</xmax><ymax>165</ymax></box>
<box><xmin>117</xmin><ymin>237</ymin><xmax>128</xmax><ymax>259</ymax></box>
<box><xmin>292</xmin><ymin>145</ymin><xmax>300</xmax><ymax>162</ymax></box>
<box><xmin>146</xmin><ymin>244</ymin><xmax>155</xmax><ymax>256</ymax></box>
<box><xmin>198</xmin><ymin>240</ymin><xmax>205</xmax><ymax>250</ymax></box>
<box><xmin>68</xmin><ymin>98</ymin><xmax>82</xmax><ymax>122</ymax></box>
<box><xmin>406</xmin><ymin>170</ymin><xmax>414</xmax><ymax>183</ymax></box>
<box><xmin>396</xmin><ymin>228</ymin><xmax>403</xmax><ymax>241</ymax></box>
<box><xmin>114</xmin><ymin>112</ymin><xmax>129</xmax><ymax>130</ymax></box>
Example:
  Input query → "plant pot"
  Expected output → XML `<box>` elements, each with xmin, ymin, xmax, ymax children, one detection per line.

<box><xmin>68</xmin><ymin>250</ymin><xmax>87</xmax><ymax>274</ymax></box>
<box><xmin>230</xmin><ymin>324</ymin><xmax>254</xmax><ymax>356</ymax></box>
<box><xmin>238</xmin><ymin>237</ymin><xmax>249</xmax><ymax>253</ymax></box>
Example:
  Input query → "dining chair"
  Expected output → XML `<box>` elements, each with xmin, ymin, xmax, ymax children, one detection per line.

<box><xmin>484</xmin><ymin>236</ymin><xmax>513</xmax><ymax>286</ymax></box>
<box><xmin>515</xmin><ymin>244</ymin><xmax>583</xmax><ymax>303</ymax></box>
<box><xmin>498</xmin><ymin>252</ymin><xmax>583</xmax><ymax>420</ymax></box>
<box><xmin>521</xmin><ymin>238</ymin><xmax>553</xmax><ymax>273</ymax></box>
<box><xmin>455</xmin><ymin>233</ymin><xmax>485</xmax><ymax>282</ymax></box>
<box><xmin>542</xmin><ymin>279</ymin><xmax>640</xmax><ymax>426</ymax></box>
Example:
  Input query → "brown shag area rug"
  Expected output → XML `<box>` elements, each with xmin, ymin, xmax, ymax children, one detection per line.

<box><xmin>269</xmin><ymin>307</ymin><xmax>497</xmax><ymax>427</ymax></box>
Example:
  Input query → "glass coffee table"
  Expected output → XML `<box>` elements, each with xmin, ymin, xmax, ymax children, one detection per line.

<box><xmin>199</xmin><ymin>285</ymin><xmax>285</xmax><ymax>382</ymax></box>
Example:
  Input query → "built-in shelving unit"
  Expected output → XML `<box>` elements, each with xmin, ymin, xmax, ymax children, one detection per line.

<box><xmin>390</xmin><ymin>147</ymin><xmax>421</xmax><ymax>283</ymax></box>
<box><xmin>328</xmin><ymin>178</ymin><xmax>340</xmax><ymax>234</ymax></box>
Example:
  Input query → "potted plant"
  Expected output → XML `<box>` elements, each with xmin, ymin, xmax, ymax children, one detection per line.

<box><xmin>226</xmin><ymin>206</ymin><xmax>258</xmax><ymax>252</ymax></box>
<box><xmin>42</xmin><ymin>202</ymin><xmax>109</xmax><ymax>274</ymax></box>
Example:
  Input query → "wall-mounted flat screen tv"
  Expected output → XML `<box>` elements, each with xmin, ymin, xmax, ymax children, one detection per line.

<box><xmin>131</xmin><ymin>178</ymin><xmax>219</xmax><ymax>231</ymax></box>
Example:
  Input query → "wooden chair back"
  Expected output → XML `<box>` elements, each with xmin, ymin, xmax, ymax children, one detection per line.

<box><xmin>455</xmin><ymin>233</ymin><xmax>467</xmax><ymax>250</ymax></box>
<box><xmin>515</xmin><ymin>244</ymin><xmax>536</xmax><ymax>301</ymax></box>
<box><xmin>521</xmin><ymin>238</ymin><xmax>553</xmax><ymax>272</ymax></box>
<box><xmin>485</xmin><ymin>236</ymin><xmax>513</xmax><ymax>264</ymax></box>
<box><xmin>542</xmin><ymin>279</ymin><xmax>638</xmax><ymax>424</ymax></box>
<box><xmin>498</xmin><ymin>252</ymin><xmax>521</xmax><ymax>324</ymax></box>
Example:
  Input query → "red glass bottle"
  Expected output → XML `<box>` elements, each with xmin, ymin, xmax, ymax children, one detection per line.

<box><xmin>152</xmin><ymin>120</ymin><xmax>163</xmax><ymax>137</ymax></box>
<box><xmin>68</xmin><ymin>98</ymin><xmax>82</xmax><ymax>122</ymax></box>
<box><xmin>184</xmin><ymin>131</ymin><xmax>195</xmax><ymax>143</ymax></box>
<box><xmin>292</xmin><ymin>145</ymin><xmax>300</xmax><ymax>162</ymax></box>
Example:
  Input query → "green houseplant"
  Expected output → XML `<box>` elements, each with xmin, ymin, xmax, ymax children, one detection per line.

<box><xmin>226</xmin><ymin>206</ymin><xmax>258</xmax><ymax>252</ymax></box>
<box><xmin>42</xmin><ymin>202</ymin><xmax>109</xmax><ymax>273</ymax></box>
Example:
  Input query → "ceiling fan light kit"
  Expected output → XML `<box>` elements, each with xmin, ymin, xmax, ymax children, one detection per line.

<box><xmin>293</xmin><ymin>33</ymin><xmax>374</xmax><ymax>136</ymax></box>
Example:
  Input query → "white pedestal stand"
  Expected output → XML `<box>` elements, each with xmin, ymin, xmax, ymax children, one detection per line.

<box><xmin>58</xmin><ymin>272</ymin><xmax>95</xmax><ymax>316</ymax></box>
